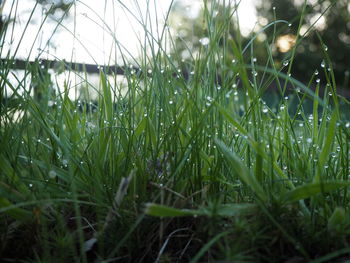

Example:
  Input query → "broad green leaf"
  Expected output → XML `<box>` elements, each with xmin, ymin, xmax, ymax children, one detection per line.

<box><xmin>284</xmin><ymin>181</ymin><xmax>350</xmax><ymax>203</ymax></box>
<box><xmin>145</xmin><ymin>203</ymin><xmax>257</xmax><ymax>218</ymax></box>
<box><xmin>145</xmin><ymin>203</ymin><xmax>197</xmax><ymax>217</ymax></box>
<box><xmin>202</xmin><ymin>203</ymin><xmax>258</xmax><ymax>217</ymax></box>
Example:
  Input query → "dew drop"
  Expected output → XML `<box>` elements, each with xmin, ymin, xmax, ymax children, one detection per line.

<box><xmin>49</xmin><ymin>170</ymin><xmax>57</xmax><ymax>179</ymax></box>
<box><xmin>199</xmin><ymin>37</ymin><xmax>210</xmax><ymax>46</ymax></box>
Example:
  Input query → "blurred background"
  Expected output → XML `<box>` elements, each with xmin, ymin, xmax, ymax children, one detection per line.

<box><xmin>0</xmin><ymin>0</ymin><xmax>349</xmax><ymax>97</ymax></box>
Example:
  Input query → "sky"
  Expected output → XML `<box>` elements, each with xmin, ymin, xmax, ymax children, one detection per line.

<box><xmin>2</xmin><ymin>0</ymin><xmax>258</xmax><ymax>65</ymax></box>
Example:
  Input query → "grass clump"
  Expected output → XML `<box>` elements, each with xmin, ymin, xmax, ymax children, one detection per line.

<box><xmin>1</xmin><ymin>0</ymin><xmax>350</xmax><ymax>262</ymax></box>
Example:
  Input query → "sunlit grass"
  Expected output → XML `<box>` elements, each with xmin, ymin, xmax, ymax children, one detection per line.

<box><xmin>1</xmin><ymin>0</ymin><xmax>350</xmax><ymax>262</ymax></box>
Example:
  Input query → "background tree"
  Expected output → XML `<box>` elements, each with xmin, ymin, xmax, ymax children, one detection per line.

<box><xmin>169</xmin><ymin>0</ymin><xmax>350</xmax><ymax>90</ymax></box>
<box><xmin>256</xmin><ymin>0</ymin><xmax>350</xmax><ymax>89</ymax></box>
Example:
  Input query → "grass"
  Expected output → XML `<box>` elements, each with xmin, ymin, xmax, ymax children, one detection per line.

<box><xmin>1</xmin><ymin>0</ymin><xmax>350</xmax><ymax>262</ymax></box>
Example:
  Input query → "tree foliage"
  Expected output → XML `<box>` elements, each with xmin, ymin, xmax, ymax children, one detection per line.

<box><xmin>169</xmin><ymin>0</ymin><xmax>350</xmax><ymax>89</ymax></box>
<box><xmin>256</xmin><ymin>0</ymin><xmax>350</xmax><ymax>88</ymax></box>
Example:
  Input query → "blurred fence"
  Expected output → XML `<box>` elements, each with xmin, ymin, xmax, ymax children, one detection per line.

<box><xmin>0</xmin><ymin>58</ymin><xmax>141</xmax><ymax>76</ymax></box>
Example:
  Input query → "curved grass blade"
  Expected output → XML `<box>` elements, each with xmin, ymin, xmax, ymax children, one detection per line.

<box><xmin>189</xmin><ymin>231</ymin><xmax>229</xmax><ymax>263</ymax></box>
<box><xmin>283</xmin><ymin>181</ymin><xmax>350</xmax><ymax>204</ymax></box>
<box><xmin>214</xmin><ymin>138</ymin><xmax>267</xmax><ymax>202</ymax></box>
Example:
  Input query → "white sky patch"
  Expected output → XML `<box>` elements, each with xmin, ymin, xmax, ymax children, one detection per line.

<box><xmin>2</xmin><ymin>0</ymin><xmax>173</xmax><ymax>65</ymax></box>
<box><xmin>236</xmin><ymin>0</ymin><xmax>258</xmax><ymax>36</ymax></box>
<box><xmin>2</xmin><ymin>0</ymin><xmax>258</xmax><ymax>64</ymax></box>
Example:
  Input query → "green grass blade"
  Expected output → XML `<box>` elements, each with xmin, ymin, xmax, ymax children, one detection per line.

<box><xmin>189</xmin><ymin>231</ymin><xmax>229</xmax><ymax>263</ymax></box>
<box><xmin>284</xmin><ymin>181</ymin><xmax>350</xmax><ymax>203</ymax></box>
<box><xmin>214</xmin><ymin>138</ymin><xmax>267</xmax><ymax>202</ymax></box>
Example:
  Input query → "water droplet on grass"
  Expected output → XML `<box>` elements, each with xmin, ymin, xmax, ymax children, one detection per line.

<box><xmin>199</xmin><ymin>37</ymin><xmax>210</xmax><ymax>46</ymax></box>
<box><xmin>49</xmin><ymin>170</ymin><xmax>57</xmax><ymax>179</ymax></box>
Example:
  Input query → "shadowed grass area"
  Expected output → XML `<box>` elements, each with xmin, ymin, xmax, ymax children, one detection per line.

<box><xmin>1</xmin><ymin>0</ymin><xmax>350</xmax><ymax>262</ymax></box>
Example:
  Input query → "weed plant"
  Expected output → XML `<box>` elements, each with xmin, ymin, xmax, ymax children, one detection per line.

<box><xmin>1</xmin><ymin>0</ymin><xmax>350</xmax><ymax>262</ymax></box>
